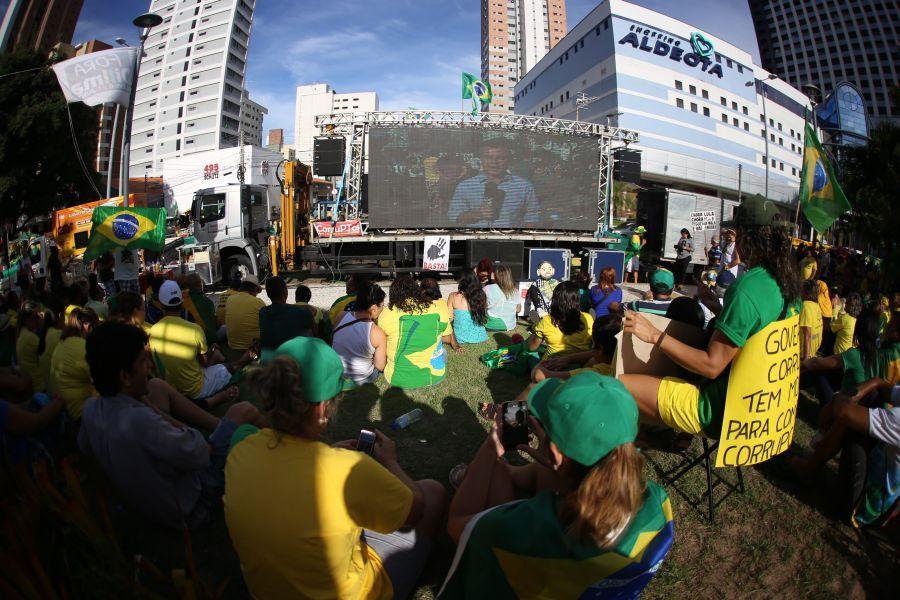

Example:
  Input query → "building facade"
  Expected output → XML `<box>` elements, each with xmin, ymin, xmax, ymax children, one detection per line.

<box><xmin>750</xmin><ymin>0</ymin><xmax>898</xmax><ymax>125</ymax></box>
<box><xmin>130</xmin><ymin>0</ymin><xmax>257</xmax><ymax>175</ymax></box>
<box><xmin>267</xmin><ymin>128</ymin><xmax>284</xmax><ymax>148</ymax></box>
<box><xmin>293</xmin><ymin>83</ymin><xmax>377</xmax><ymax>164</ymax></box>
<box><xmin>0</xmin><ymin>0</ymin><xmax>83</xmax><ymax>53</ymax></box>
<box><xmin>514</xmin><ymin>0</ymin><xmax>812</xmax><ymax>206</ymax></box>
<box><xmin>481</xmin><ymin>0</ymin><xmax>567</xmax><ymax>113</ymax></box>
<box><xmin>240</xmin><ymin>94</ymin><xmax>267</xmax><ymax>146</ymax></box>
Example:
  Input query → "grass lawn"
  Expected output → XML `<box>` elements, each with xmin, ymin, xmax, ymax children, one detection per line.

<box><xmin>103</xmin><ymin>327</ymin><xmax>899</xmax><ymax>598</ymax></box>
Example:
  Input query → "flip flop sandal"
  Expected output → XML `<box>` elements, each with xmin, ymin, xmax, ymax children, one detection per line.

<box><xmin>449</xmin><ymin>463</ymin><xmax>468</xmax><ymax>490</ymax></box>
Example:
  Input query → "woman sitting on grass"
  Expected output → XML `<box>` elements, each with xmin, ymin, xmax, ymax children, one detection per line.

<box><xmin>225</xmin><ymin>337</ymin><xmax>447</xmax><ymax>599</ymax></box>
<box><xmin>484</xmin><ymin>264</ymin><xmax>521</xmax><ymax>332</ymax></box>
<box><xmin>332</xmin><ymin>281</ymin><xmax>388</xmax><ymax>385</ymax></box>
<box><xmin>444</xmin><ymin>372</ymin><xmax>673</xmax><ymax>597</ymax></box>
<box><xmin>447</xmin><ymin>270</ymin><xmax>489</xmax><ymax>344</ymax></box>
<box><xmin>378</xmin><ymin>275</ymin><xmax>455</xmax><ymax>388</ymax></box>
<box><xmin>16</xmin><ymin>301</ymin><xmax>46</xmax><ymax>393</ymax></box>
<box><xmin>590</xmin><ymin>267</ymin><xmax>623</xmax><ymax>318</ymax></box>
<box><xmin>527</xmin><ymin>281</ymin><xmax>594</xmax><ymax>359</ymax></box>
<box><xmin>531</xmin><ymin>314</ymin><xmax>623</xmax><ymax>383</ymax></box>
<box><xmin>50</xmin><ymin>307</ymin><xmax>100</xmax><ymax>420</ymax></box>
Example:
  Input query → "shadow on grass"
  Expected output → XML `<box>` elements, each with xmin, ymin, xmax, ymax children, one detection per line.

<box><xmin>820</xmin><ymin>517</ymin><xmax>900</xmax><ymax>597</ymax></box>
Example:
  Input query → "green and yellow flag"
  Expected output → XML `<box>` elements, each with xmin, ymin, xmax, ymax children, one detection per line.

<box><xmin>83</xmin><ymin>206</ymin><xmax>166</xmax><ymax>261</ymax></box>
<box><xmin>798</xmin><ymin>121</ymin><xmax>850</xmax><ymax>232</ymax></box>
<box><xmin>462</xmin><ymin>72</ymin><xmax>493</xmax><ymax>115</ymax></box>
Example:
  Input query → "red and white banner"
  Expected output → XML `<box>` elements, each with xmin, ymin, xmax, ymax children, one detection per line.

<box><xmin>313</xmin><ymin>220</ymin><xmax>362</xmax><ymax>238</ymax></box>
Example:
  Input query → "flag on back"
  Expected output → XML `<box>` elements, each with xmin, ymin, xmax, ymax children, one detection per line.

<box><xmin>83</xmin><ymin>206</ymin><xmax>166</xmax><ymax>261</ymax></box>
<box><xmin>798</xmin><ymin>121</ymin><xmax>851</xmax><ymax>232</ymax></box>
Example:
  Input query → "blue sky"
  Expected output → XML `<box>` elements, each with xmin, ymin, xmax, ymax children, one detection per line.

<box><xmin>42</xmin><ymin>0</ymin><xmax>758</xmax><ymax>141</ymax></box>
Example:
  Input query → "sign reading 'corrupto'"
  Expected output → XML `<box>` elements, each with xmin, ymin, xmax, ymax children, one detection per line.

<box><xmin>716</xmin><ymin>314</ymin><xmax>800</xmax><ymax>468</ymax></box>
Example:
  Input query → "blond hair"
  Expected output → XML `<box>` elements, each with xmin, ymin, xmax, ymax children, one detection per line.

<box><xmin>559</xmin><ymin>443</ymin><xmax>645</xmax><ymax>548</ymax></box>
<box><xmin>246</xmin><ymin>356</ymin><xmax>340</xmax><ymax>443</ymax></box>
<box><xmin>493</xmin><ymin>264</ymin><xmax>517</xmax><ymax>298</ymax></box>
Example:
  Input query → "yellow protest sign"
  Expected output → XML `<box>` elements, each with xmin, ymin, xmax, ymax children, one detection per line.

<box><xmin>716</xmin><ymin>314</ymin><xmax>800</xmax><ymax>467</ymax></box>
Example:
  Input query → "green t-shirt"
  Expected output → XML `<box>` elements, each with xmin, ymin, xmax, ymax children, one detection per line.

<box><xmin>697</xmin><ymin>267</ymin><xmax>801</xmax><ymax>438</ymax></box>
<box><xmin>378</xmin><ymin>303</ymin><xmax>451</xmax><ymax>389</ymax></box>
<box><xmin>259</xmin><ymin>303</ymin><xmax>313</xmax><ymax>352</ymax></box>
<box><xmin>840</xmin><ymin>343</ymin><xmax>900</xmax><ymax>392</ymax></box>
<box><xmin>439</xmin><ymin>482</ymin><xmax>673</xmax><ymax>599</ymax></box>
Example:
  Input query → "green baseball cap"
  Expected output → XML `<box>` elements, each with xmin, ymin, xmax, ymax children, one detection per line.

<box><xmin>649</xmin><ymin>268</ymin><xmax>675</xmax><ymax>292</ymax></box>
<box><xmin>272</xmin><ymin>336</ymin><xmax>356</xmax><ymax>403</ymax></box>
<box><xmin>634</xmin><ymin>225</ymin><xmax>647</xmax><ymax>234</ymax></box>
<box><xmin>527</xmin><ymin>371</ymin><xmax>638</xmax><ymax>466</ymax></box>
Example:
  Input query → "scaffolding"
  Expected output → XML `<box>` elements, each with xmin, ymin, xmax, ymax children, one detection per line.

<box><xmin>314</xmin><ymin>110</ymin><xmax>639</xmax><ymax>233</ymax></box>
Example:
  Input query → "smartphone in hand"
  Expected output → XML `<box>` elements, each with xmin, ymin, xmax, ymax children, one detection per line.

<box><xmin>501</xmin><ymin>401</ymin><xmax>529</xmax><ymax>451</ymax></box>
<box><xmin>356</xmin><ymin>429</ymin><xmax>376</xmax><ymax>455</ymax></box>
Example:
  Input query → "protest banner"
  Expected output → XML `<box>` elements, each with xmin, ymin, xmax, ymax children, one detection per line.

<box><xmin>422</xmin><ymin>235</ymin><xmax>450</xmax><ymax>271</ymax></box>
<box><xmin>715</xmin><ymin>314</ymin><xmax>800</xmax><ymax>467</ymax></box>
<box><xmin>52</xmin><ymin>47</ymin><xmax>140</xmax><ymax>107</ymax></box>
<box><xmin>312</xmin><ymin>220</ymin><xmax>362</xmax><ymax>238</ymax></box>
<box><xmin>690</xmin><ymin>210</ymin><xmax>717</xmax><ymax>232</ymax></box>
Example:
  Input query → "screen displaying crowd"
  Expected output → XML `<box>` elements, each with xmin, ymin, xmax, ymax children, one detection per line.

<box><xmin>367</xmin><ymin>127</ymin><xmax>600</xmax><ymax>231</ymax></box>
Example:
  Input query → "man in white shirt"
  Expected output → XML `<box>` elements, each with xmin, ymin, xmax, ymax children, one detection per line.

<box><xmin>114</xmin><ymin>248</ymin><xmax>141</xmax><ymax>294</ymax></box>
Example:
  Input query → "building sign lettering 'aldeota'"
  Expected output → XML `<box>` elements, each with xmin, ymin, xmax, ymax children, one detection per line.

<box><xmin>618</xmin><ymin>25</ymin><xmax>724</xmax><ymax>79</ymax></box>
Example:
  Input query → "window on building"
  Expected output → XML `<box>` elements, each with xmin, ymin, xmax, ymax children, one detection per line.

<box><xmin>689</xmin><ymin>85</ymin><xmax>696</xmax><ymax>95</ymax></box>
<box><xmin>762</xmin><ymin>155</ymin><xmax>766</xmax><ymax>164</ymax></box>
<box><xmin>744</xmin><ymin>122</ymin><xmax>749</xmax><ymax>131</ymax></box>
<box><xmin>733</xmin><ymin>117</ymin><xmax>739</xmax><ymax>126</ymax></box>
<box><xmin>770</xmin><ymin>133</ymin><xmax>775</xmax><ymax>141</ymax></box>
<box><xmin>731</xmin><ymin>101</ymin><xmax>738</xmax><ymax>110</ymax></box>
<box><xmin>702</xmin><ymin>89</ymin><xmax>709</xmax><ymax>99</ymax></box>
<box><xmin>676</xmin><ymin>98</ymin><xmax>684</xmax><ymax>109</ymax></box>
<box><xmin>779</xmin><ymin>162</ymin><xmax>784</xmax><ymax>171</ymax></box>
<box><xmin>792</xmin><ymin>167</ymin><xmax>797</xmax><ymax>176</ymax></box>
<box><xmin>690</xmin><ymin>102</ymin><xmax>698</xmax><ymax>112</ymax></box>
<box><xmin>742</xmin><ymin>106</ymin><xmax>748</xmax><ymax>115</ymax></box>
<box><xmin>771</xmin><ymin>158</ymin><xmax>776</xmax><ymax>167</ymax></box>
<box><xmin>779</xmin><ymin>137</ymin><xmax>783</xmax><ymax>145</ymax></box>
<box><xmin>703</xmin><ymin>107</ymin><xmax>710</xmax><ymax>116</ymax></box>
<box><xmin>675</xmin><ymin>80</ymin><xmax>683</xmax><ymax>90</ymax></box>
<box><xmin>720</xmin><ymin>96</ymin><xmax>727</xmax><ymax>105</ymax></box>
<box><xmin>721</xmin><ymin>113</ymin><xmax>728</xmax><ymax>122</ymax></box>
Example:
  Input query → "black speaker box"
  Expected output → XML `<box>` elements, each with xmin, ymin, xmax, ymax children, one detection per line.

<box><xmin>313</xmin><ymin>136</ymin><xmax>346</xmax><ymax>176</ymax></box>
<box><xmin>465</xmin><ymin>240</ymin><xmax>524</xmax><ymax>281</ymax></box>
<box><xmin>613</xmin><ymin>148</ymin><xmax>641</xmax><ymax>184</ymax></box>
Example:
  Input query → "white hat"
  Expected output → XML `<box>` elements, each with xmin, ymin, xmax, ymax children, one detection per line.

<box><xmin>242</xmin><ymin>274</ymin><xmax>260</xmax><ymax>287</ymax></box>
<box><xmin>158</xmin><ymin>280</ymin><xmax>183</xmax><ymax>306</ymax></box>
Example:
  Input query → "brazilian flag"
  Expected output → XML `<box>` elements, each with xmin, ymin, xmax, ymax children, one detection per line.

<box><xmin>798</xmin><ymin>122</ymin><xmax>851</xmax><ymax>232</ymax></box>
<box><xmin>83</xmin><ymin>206</ymin><xmax>166</xmax><ymax>261</ymax></box>
<box><xmin>462</xmin><ymin>72</ymin><xmax>493</xmax><ymax>115</ymax></box>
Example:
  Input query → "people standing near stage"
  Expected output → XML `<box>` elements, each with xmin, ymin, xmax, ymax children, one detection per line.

<box><xmin>718</xmin><ymin>228</ymin><xmax>740</xmax><ymax>284</ymax></box>
<box><xmin>625</xmin><ymin>226</ymin><xmax>646</xmax><ymax>284</ymax></box>
<box><xmin>113</xmin><ymin>248</ymin><xmax>140</xmax><ymax>294</ymax></box>
<box><xmin>673</xmin><ymin>228</ymin><xmax>694</xmax><ymax>292</ymax></box>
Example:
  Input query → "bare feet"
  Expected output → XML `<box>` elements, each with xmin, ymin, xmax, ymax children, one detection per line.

<box><xmin>207</xmin><ymin>385</ymin><xmax>239</xmax><ymax>408</ymax></box>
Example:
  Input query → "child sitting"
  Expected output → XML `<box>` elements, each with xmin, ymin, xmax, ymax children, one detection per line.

<box><xmin>530</xmin><ymin>314</ymin><xmax>623</xmax><ymax>383</ymax></box>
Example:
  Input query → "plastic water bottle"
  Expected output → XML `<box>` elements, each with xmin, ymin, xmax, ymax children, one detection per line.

<box><xmin>391</xmin><ymin>409</ymin><xmax>423</xmax><ymax>431</ymax></box>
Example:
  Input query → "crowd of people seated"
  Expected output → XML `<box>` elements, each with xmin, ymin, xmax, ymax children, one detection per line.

<box><xmin>1</xmin><ymin>214</ymin><xmax>896</xmax><ymax>598</ymax></box>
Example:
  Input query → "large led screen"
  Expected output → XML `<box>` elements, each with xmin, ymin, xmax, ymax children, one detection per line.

<box><xmin>367</xmin><ymin>127</ymin><xmax>599</xmax><ymax>231</ymax></box>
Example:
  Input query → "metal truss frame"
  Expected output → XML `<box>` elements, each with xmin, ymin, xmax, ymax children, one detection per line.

<box><xmin>315</xmin><ymin>111</ymin><xmax>639</xmax><ymax>230</ymax></box>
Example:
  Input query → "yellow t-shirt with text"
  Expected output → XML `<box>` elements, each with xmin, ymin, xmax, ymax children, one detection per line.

<box><xmin>800</xmin><ymin>300</ymin><xmax>823</xmax><ymax>357</ymax></box>
<box><xmin>224</xmin><ymin>429</ymin><xmax>413</xmax><ymax>600</ymax></box>
<box><xmin>534</xmin><ymin>312</ymin><xmax>594</xmax><ymax>357</ymax></box>
<box><xmin>149</xmin><ymin>316</ymin><xmax>207</xmax><ymax>398</ymax></box>
<box><xmin>225</xmin><ymin>292</ymin><xmax>265</xmax><ymax>350</ymax></box>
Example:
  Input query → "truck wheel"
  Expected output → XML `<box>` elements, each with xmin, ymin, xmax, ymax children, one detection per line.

<box><xmin>224</xmin><ymin>254</ymin><xmax>253</xmax><ymax>283</ymax></box>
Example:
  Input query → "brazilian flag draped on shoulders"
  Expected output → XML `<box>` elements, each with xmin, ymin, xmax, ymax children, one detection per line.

<box><xmin>798</xmin><ymin>121</ymin><xmax>851</xmax><ymax>232</ymax></box>
<box><xmin>83</xmin><ymin>206</ymin><xmax>166</xmax><ymax>261</ymax></box>
<box><xmin>439</xmin><ymin>483</ymin><xmax>674</xmax><ymax>599</ymax></box>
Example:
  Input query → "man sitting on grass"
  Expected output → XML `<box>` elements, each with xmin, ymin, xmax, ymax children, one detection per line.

<box><xmin>295</xmin><ymin>284</ymin><xmax>325</xmax><ymax>335</ymax></box>
<box><xmin>79</xmin><ymin>320</ymin><xmax>261</xmax><ymax>529</ymax></box>
<box><xmin>149</xmin><ymin>281</ymin><xmax>245</xmax><ymax>405</ymax></box>
<box><xmin>224</xmin><ymin>275</ymin><xmax>265</xmax><ymax>351</ymax></box>
<box><xmin>259</xmin><ymin>275</ymin><xmax>312</xmax><ymax>357</ymax></box>
<box><xmin>622</xmin><ymin>268</ymin><xmax>675</xmax><ymax>315</ymax></box>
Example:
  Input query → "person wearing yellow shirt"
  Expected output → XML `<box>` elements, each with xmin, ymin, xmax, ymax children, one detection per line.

<box><xmin>799</xmin><ymin>280</ymin><xmax>824</xmax><ymax>360</ymax></box>
<box><xmin>329</xmin><ymin>274</ymin><xmax>365</xmax><ymax>323</ymax></box>
<box><xmin>831</xmin><ymin>292</ymin><xmax>861</xmax><ymax>355</ymax></box>
<box><xmin>50</xmin><ymin>307</ymin><xmax>100</xmax><ymax>420</ymax></box>
<box><xmin>798</xmin><ymin>248</ymin><xmax>818</xmax><ymax>281</ymax></box>
<box><xmin>224</xmin><ymin>337</ymin><xmax>447</xmax><ymax>600</ymax></box>
<box><xmin>149</xmin><ymin>281</ymin><xmax>239</xmax><ymax>404</ymax></box>
<box><xmin>15</xmin><ymin>302</ymin><xmax>45</xmax><ymax>392</ymax></box>
<box><xmin>215</xmin><ymin>277</ymin><xmax>241</xmax><ymax>326</ymax></box>
<box><xmin>224</xmin><ymin>275</ymin><xmax>265</xmax><ymax>351</ymax></box>
<box><xmin>527</xmin><ymin>281</ymin><xmax>594</xmax><ymax>358</ymax></box>
<box><xmin>39</xmin><ymin>309</ymin><xmax>63</xmax><ymax>396</ymax></box>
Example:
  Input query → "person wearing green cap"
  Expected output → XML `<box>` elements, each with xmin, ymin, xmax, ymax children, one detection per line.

<box><xmin>442</xmin><ymin>371</ymin><xmax>674</xmax><ymax>598</ymax></box>
<box><xmin>622</xmin><ymin>268</ymin><xmax>675</xmax><ymax>316</ymax></box>
<box><xmin>224</xmin><ymin>336</ymin><xmax>447</xmax><ymax>600</ymax></box>
<box><xmin>624</xmin><ymin>225</ymin><xmax>646</xmax><ymax>284</ymax></box>
<box><xmin>620</xmin><ymin>202</ymin><xmax>801</xmax><ymax>439</ymax></box>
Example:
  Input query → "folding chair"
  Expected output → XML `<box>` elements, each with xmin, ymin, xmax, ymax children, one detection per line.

<box><xmin>649</xmin><ymin>437</ymin><xmax>744</xmax><ymax>523</ymax></box>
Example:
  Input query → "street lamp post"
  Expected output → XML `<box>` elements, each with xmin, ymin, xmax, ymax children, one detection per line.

<box><xmin>746</xmin><ymin>73</ymin><xmax>778</xmax><ymax>201</ymax></box>
<box><xmin>574</xmin><ymin>92</ymin><xmax>600</xmax><ymax>121</ymax></box>
<box><xmin>120</xmin><ymin>13</ymin><xmax>163</xmax><ymax>207</ymax></box>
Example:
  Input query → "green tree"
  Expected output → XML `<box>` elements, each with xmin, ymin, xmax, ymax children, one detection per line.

<box><xmin>0</xmin><ymin>49</ymin><xmax>101</xmax><ymax>229</ymax></box>
<box><xmin>840</xmin><ymin>121</ymin><xmax>900</xmax><ymax>284</ymax></box>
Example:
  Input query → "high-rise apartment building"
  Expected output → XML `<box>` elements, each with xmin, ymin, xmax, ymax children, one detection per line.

<box><xmin>481</xmin><ymin>0</ymin><xmax>567</xmax><ymax>113</ymax></box>
<box><xmin>750</xmin><ymin>0</ymin><xmax>899</xmax><ymax>125</ymax></box>
<box><xmin>0</xmin><ymin>0</ymin><xmax>84</xmax><ymax>53</ymax></box>
<box><xmin>130</xmin><ymin>0</ymin><xmax>258</xmax><ymax>175</ymax></box>
<box><xmin>294</xmin><ymin>83</ymin><xmax>378</xmax><ymax>164</ymax></box>
<box><xmin>240</xmin><ymin>94</ymin><xmax>267</xmax><ymax>146</ymax></box>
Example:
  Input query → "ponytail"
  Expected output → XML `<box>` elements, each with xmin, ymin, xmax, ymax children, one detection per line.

<box><xmin>558</xmin><ymin>443</ymin><xmax>645</xmax><ymax>548</ymax></box>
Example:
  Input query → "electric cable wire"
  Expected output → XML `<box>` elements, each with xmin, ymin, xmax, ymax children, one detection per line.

<box><xmin>66</xmin><ymin>103</ymin><xmax>103</xmax><ymax>200</ymax></box>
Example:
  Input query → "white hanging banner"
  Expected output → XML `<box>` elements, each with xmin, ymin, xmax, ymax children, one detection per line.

<box><xmin>422</xmin><ymin>235</ymin><xmax>450</xmax><ymax>271</ymax></box>
<box><xmin>52</xmin><ymin>47</ymin><xmax>140</xmax><ymax>107</ymax></box>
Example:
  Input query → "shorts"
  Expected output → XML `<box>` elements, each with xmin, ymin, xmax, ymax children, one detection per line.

<box><xmin>195</xmin><ymin>364</ymin><xmax>231</xmax><ymax>399</ymax></box>
<box><xmin>625</xmin><ymin>256</ymin><xmax>640</xmax><ymax>272</ymax></box>
<box><xmin>656</xmin><ymin>377</ymin><xmax>703</xmax><ymax>435</ymax></box>
<box><xmin>362</xmin><ymin>528</ymin><xmax>433</xmax><ymax>600</ymax></box>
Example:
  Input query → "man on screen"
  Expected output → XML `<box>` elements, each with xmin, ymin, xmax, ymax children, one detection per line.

<box><xmin>447</xmin><ymin>141</ymin><xmax>539</xmax><ymax>228</ymax></box>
